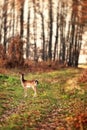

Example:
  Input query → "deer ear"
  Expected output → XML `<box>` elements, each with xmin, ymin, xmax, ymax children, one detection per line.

<box><xmin>19</xmin><ymin>72</ymin><xmax>24</xmax><ymax>75</ymax></box>
<box><xmin>35</xmin><ymin>80</ymin><xmax>39</xmax><ymax>84</ymax></box>
<box><xmin>19</xmin><ymin>72</ymin><xmax>21</xmax><ymax>74</ymax></box>
<box><xmin>19</xmin><ymin>72</ymin><xmax>21</xmax><ymax>75</ymax></box>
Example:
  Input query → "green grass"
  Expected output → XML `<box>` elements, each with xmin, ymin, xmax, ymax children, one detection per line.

<box><xmin>0</xmin><ymin>68</ymin><xmax>87</xmax><ymax>130</ymax></box>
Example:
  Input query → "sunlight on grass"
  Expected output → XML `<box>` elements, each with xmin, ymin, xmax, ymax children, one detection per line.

<box><xmin>78</xmin><ymin>64</ymin><xmax>87</xmax><ymax>68</ymax></box>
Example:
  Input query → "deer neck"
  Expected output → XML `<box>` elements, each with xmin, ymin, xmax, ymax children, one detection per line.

<box><xmin>20</xmin><ymin>74</ymin><xmax>25</xmax><ymax>83</ymax></box>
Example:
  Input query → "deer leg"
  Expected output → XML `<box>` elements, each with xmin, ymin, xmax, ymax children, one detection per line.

<box><xmin>24</xmin><ymin>88</ymin><xmax>27</xmax><ymax>97</ymax></box>
<box><xmin>33</xmin><ymin>86</ymin><xmax>37</xmax><ymax>97</ymax></box>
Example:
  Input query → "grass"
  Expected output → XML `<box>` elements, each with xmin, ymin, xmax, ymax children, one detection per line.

<box><xmin>0</xmin><ymin>68</ymin><xmax>87</xmax><ymax>130</ymax></box>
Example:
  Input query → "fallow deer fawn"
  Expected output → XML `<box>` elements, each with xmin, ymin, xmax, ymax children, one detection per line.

<box><xmin>20</xmin><ymin>73</ymin><xmax>38</xmax><ymax>97</ymax></box>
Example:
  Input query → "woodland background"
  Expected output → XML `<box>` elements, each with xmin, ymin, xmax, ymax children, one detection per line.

<box><xmin>0</xmin><ymin>1</ymin><xmax>87</xmax><ymax>129</ymax></box>
<box><xmin>0</xmin><ymin>0</ymin><xmax>87</xmax><ymax>68</ymax></box>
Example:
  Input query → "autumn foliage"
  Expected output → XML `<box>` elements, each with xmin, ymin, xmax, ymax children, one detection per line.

<box><xmin>78</xmin><ymin>69</ymin><xmax>87</xmax><ymax>83</ymax></box>
<box><xmin>0</xmin><ymin>44</ymin><xmax>7</xmax><ymax>67</ymax></box>
<box><xmin>0</xmin><ymin>36</ymin><xmax>24</xmax><ymax>68</ymax></box>
<box><xmin>66</xmin><ymin>112</ymin><xmax>87</xmax><ymax>130</ymax></box>
<box><xmin>7</xmin><ymin>35</ymin><xmax>24</xmax><ymax>67</ymax></box>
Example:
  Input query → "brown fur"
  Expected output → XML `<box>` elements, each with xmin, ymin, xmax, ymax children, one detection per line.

<box><xmin>20</xmin><ymin>73</ymin><xmax>38</xmax><ymax>97</ymax></box>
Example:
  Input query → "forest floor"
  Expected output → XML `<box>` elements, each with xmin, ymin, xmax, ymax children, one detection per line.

<box><xmin>0</xmin><ymin>66</ymin><xmax>87</xmax><ymax>130</ymax></box>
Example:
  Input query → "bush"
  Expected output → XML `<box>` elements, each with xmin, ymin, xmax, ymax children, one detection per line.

<box><xmin>0</xmin><ymin>44</ymin><xmax>7</xmax><ymax>67</ymax></box>
<box><xmin>7</xmin><ymin>35</ymin><xmax>24</xmax><ymax>68</ymax></box>
<box><xmin>0</xmin><ymin>44</ymin><xmax>5</xmax><ymax>59</ymax></box>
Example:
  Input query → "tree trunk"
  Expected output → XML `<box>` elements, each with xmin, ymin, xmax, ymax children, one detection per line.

<box><xmin>12</xmin><ymin>0</ymin><xmax>15</xmax><ymax>36</ymax></box>
<box><xmin>68</xmin><ymin>13</ymin><xmax>75</xmax><ymax>66</ymax></box>
<box><xmin>26</xmin><ymin>6</ymin><xmax>30</xmax><ymax>59</ymax></box>
<box><xmin>54</xmin><ymin>4</ymin><xmax>59</xmax><ymax>61</ymax></box>
<box><xmin>59</xmin><ymin>2</ymin><xmax>66</xmax><ymax>63</ymax></box>
<box><xmin>33</xmin><ymin>0</ymin><xmax>37</xmax><ymax>62</ymax></box>
<box><xmin>40</xmin><ymin>0</ymin><xmax>45</xmax><ymax>61</ymax></box>
<box><xmin>20</xmin><ymin>1</ymin><xmax>24</xmax><ymax>38</ymax></box>
<box><xmin>48</xmin><ymin>0</ymin><xmax>53</xmax><ymax>61</ymax></box>
<box><xmin>3</xmin><ymin>0</ymin><xmax>8</xmax><ymax>53</ymax></box>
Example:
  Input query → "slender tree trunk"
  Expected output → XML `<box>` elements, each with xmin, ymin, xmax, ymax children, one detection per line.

<box><xmin>59</xmin><ymin>2</ymin><xmax>66</xmax><ymax>63</ymax></box>
<box><xmin>0</xmin><ymin>9</ymin><xmax>2</xmax><ymax>43</ymax></box>
<box><xmin>12</xmin><ymin>0</ymin><xmax>15</xmax><ymax>36</ymax></box>
<box><xmin>40</xmin><ymin>0</ymin><xmax>45</xmax><ymax>61</ymax></box>
<box><xmin>74</xmin><ymin>24</ymin><xmax>83</xmax><ymax>67</ymax></box>
<box><xmin>42</xmin><ymin>14</ymin><xmax>45</xmax><ymax>61</ymax></box>
<box><xmin>26</xmin><ymin>6</ymin><xmax>30</xmax><ymax>59</ymax></box>
<box><xmin>54</xmin><ymin>4</ymin><xmax>59</xmax><ymax>61</ymax></box>
<box><xmin>20</xmin><ymin>1</ymin><xmax>24</xmax><ymax>38</ymax></box>
<box><xmin>3</xmin><ymin>0</ymin><xmax>8</xmax><ymax>53</ymax></box>
<box><xmin>68</xmin><ymin>13</ymin><xmax>75</xmax><ymax>66</ymax></box>
<box><xmin>48</xmin><ymin>0</ymin><xmax>53</xmax><ymax>61</ymax></box>
<box><xmin>33</xmin><ymin>0</ymin><xmax>37</xmax><ymax>62</ymax></box>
